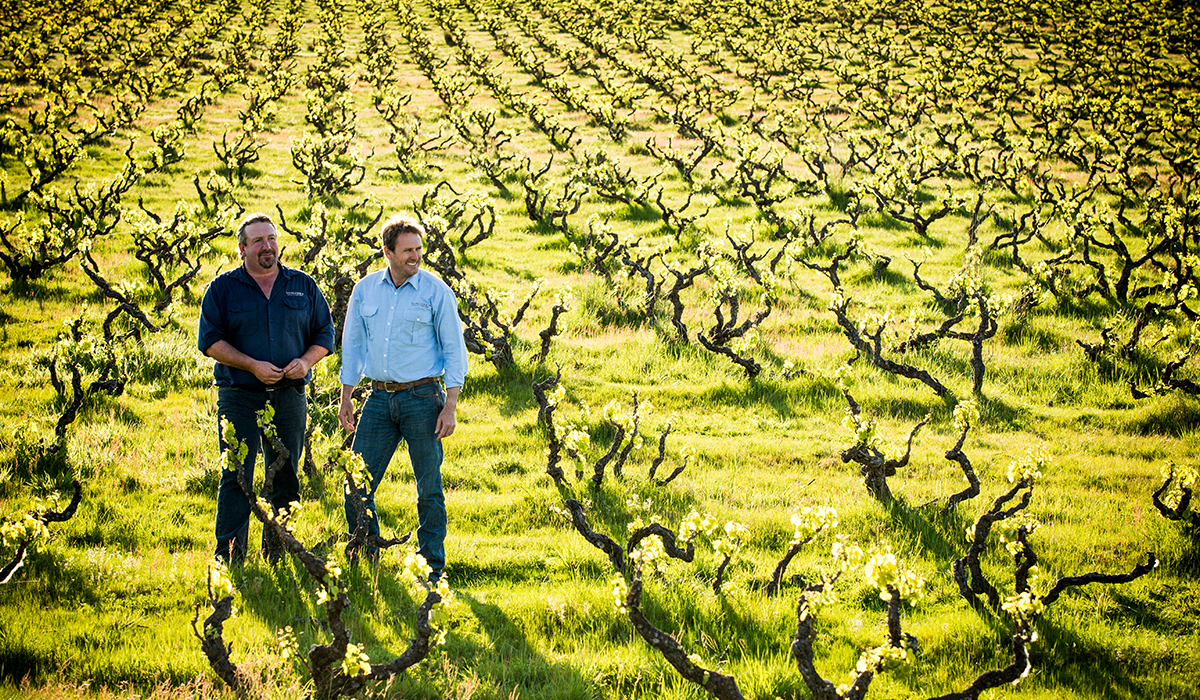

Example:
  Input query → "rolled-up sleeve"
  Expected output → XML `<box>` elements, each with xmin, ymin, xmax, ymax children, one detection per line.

<box><xmin>435</xmin><ymin>286</ymin><xmax>469</xmax><ymax>388</ymax></box>
<box><xmin>197</xmin><ymin>283</ymin><xmax>226</xmax><ymax>354</ymax></box>
<box><xmin>308</xmin><ymin>281</ymin><xmax>336</xmax><ymax>352</ymax></box>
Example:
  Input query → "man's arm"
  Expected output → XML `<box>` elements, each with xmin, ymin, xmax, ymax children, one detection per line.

<box><xmin>432</xmin><ymin>279</ymin><xmax>469</xmax><ymax>388</ymax></box>
<box><xmin>339</xmin><ymin>282</ymin><xmax>368</xmax><ymax>388</ymax></box>
<box><xmin>435</xmin><ymin>385</ymin><xmax>460</xmax><ymax>439</ymax></box>
<box><xmin>431</xmin><ymin>280</ymin><xmax>467</xmax><ymax>440</ymax></box>
<box><xmin>282</xmin><ymin>344</ymin><xmax>330</xmax><ymax>380</ymax></box>
<box><xmin>204</xmin><ymin>339</ymin><xmax>285</xmax><ymax>386</ymax></box>
<box><xmin>338</xmin><ymin>383</ymin><xmax>357</xmax><ymax>432</ymax></box>
<box><xmin>337</xmin><ymin>280</ymin><xmax>369</xmax><ymax>434</ymax></box>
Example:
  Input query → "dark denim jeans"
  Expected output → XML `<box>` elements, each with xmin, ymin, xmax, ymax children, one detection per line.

<box><xmin>347</xmin><ymin>382</ymin><xmax>446</xmax><ymax>576</ymax></box>
<box><xmin>214</xmin><ymin>385</ymin><xmax>306</xmax><ymax>562</ymax></box>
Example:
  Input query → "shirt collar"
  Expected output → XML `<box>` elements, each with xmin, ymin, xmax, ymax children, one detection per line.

<box><xmin>381</xmin><ymin>267</ymin><xmax>421</xmax><ymax>291</ymax></box>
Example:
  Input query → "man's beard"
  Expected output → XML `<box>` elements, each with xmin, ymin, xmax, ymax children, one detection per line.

<box><xmin>257</xmin><ymin>251</ymin><xmax>277</xmax><ymax>268</ymax></box>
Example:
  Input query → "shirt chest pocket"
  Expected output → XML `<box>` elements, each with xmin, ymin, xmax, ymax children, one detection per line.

<box><xmin>228</xmin><ymin>300</ymin><xmax>259</xmax><ymax>337</ymax></box>
<box><xmin>283</xmin><ymin>295</ymin><xmax>310</xmax><ymax>333</ymax></box>
<box><xmin>359</xmin><ymin>304</ymin><xmax>380</xmax><ymax>340</ymax></box>
<box><xmin>404</xmin><ymin>304</ymin><xmax>434</xmax><ymax>342</ymax></box>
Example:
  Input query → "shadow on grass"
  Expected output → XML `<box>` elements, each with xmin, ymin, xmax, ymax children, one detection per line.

<box><xmin>562</xmin><ymin>482</ymin><xmax>634</xmax><ymax>537</ymax></box>
<box><xmin>846</xmin><ymin>261</ymin><xmax>914</xmax><ymax>288</ymax></box>
<box><xmin>0</xmin><ymin>645</ymin><xmax>52</xmax><ymax>688</ymax></box>
<box><xmin>233</xmin><ymin>558</ymin><xmax>605</xmax><ymax>697</ymax></box>
<box><xmin>869</xmin><ymin>391</ymin><xmax>953</xmax><ymax>422</ymax></box>
<box><xmin>883</xmin><ymin>497</ymin><xmax>972</xmax><ymax>564</ymax></box>
<box><xmin>1000</xmin><ymin>319</ymin><xmax>1070</xmax><ymax>350</ymax></box>
<box><xmin>456</xmin><ymin>594</ymin><xmax>598</xmax><ymax>699</ymax></box>
<box><xmin>977</xmin><ymin>393</ymin><xmax>1025</xmax><ymax>430</ymax></box>
<box><xmin>696</xmin><ymin>375</ymin><xmax>843</xmax><ymax>420</ymax></box>
<box><xmin>495</xmin><ymin>263</ymin><xmax>540</xmax><ymax>282</ymax></box>
<box><xmin>0</xmin><ymin>633</ymin><xmax>200</xmax><ymax>690</ymax></box>
<box><xmin>1030</xmin><ymin>615</ymin><xmax>1171</xmax><ymax>700</ymax></box>
<box><xmin>449</xmin><ymin>556</ymin><xmax>613</xmax><ymax>588</ymax></box>
<box><xmin>858</xmin><ymin>211</ymin><xmax>912</xmax><ymax>233</ymax></box>
<box><xmin>901</xmin><ymin>530</ymin><xmax>1168</xmax><ymax>699</ymax></box>
<box><xmin>3</xmin><ymin>278</ymin><xmax>74</xmax><ymax>302</ymax></box>
<box><xmin>235</xmin><ymin>557</ymin><xmax>437</xmax><ymax>669</ymax></box>
<box><xmin>464</xmin><ymin>365</ymin><xmax>538</xmax><ymax>418</ymax></box>
<box><xmin>613</xmin><ymin>203</ymin><xmax>663</xmax><ymax>223</ymax></box>
<box><xmin>914</xmin><ymin>611</ymin><xmax>1155</xmax><ymax>700</ymax></box>
<box><xmin>0</xmin><ymin>439</ymin><xmax>73</xmax><ymax>484</ymax></box>
<box><xmin>1156</xmin><ymin>527</ymin><xmax>1200</xmax><ymax>575</ymax></box>
<box><xmin>1116</xmin><ymin>395</ymin><xmax>1200</xmax><ymax>437</ymax></box>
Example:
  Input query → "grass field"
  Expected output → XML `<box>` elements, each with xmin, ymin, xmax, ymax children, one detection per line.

<box><xmin>1</xmin><ymin>0</ymin><xmax>1199</xmax><ymax>697</ymax></box>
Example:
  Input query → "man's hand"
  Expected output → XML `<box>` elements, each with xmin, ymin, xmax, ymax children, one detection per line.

<box><xmin>282</xmin><ymin>356</ymin><xmax>310</xmax><ymax>380</ymax></box>
<box><xmin>252</xmin><ymin>360</ymin><xmax>285</xmax><ymax>386</ymax></box>
<box><xmin>203</xmin><ymin>340</ymin><xmax>289</xmax><ymax>386</ymax></box>
<box><xmin>435</xmin><ymin>385</ymin><xmax>461</xmax><ymax>440</ymax></box>
<box><xmin>338</xmin><ymin>383</ymin><xmax>357</xmax><ymax>433</ymax></box>
<box><xmin>338</xmin><ymin>395</ymin><xmax>356</xmax><ymax>433</ymax></box>
<box><xmin>435</xmin><ymin>403</ymin><xmax>456</xmax><ymax>440</ymax></box>
<box><xmin>287</xmin><ymin>345</ymin><xmax>329</xmax><ymax>380</ymax></box>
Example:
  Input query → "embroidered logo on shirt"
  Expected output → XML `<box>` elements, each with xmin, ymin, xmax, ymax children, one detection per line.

<box><xmin>410</xmin><ymin>301</ymin><xmax>432</xmax><ymax>309</ymax></box>
<box><xmin>286</xmin><ymin>291</ymin><xmax>304</xmax><ymax>296</ymax></box>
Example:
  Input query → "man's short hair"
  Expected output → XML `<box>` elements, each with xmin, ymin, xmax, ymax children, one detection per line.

<box><xmin>381</xmin><ymin>214</ymin><xmax>425</xmax><ymax>251</ymax></box>
<box><xmin>236</xmin><ymin>212</ymin><xmax>275</xmax><ymax>246</ymax></box>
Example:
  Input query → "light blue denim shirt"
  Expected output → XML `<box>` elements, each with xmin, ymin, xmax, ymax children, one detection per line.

<box><xmin>339</xmin><ymin>267</ymin><xmax>468</xmax><ymax>388</ymax></box>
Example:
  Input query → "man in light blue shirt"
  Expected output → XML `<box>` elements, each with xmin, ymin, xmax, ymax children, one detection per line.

<box><xmin>338</xmin><ymin>213</ymin><xmax>468</xmax><ymax>578</ymax></box>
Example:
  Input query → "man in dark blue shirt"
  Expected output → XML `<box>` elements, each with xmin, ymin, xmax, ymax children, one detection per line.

<box><xmin>198</xmin><ymin>212</ymin><xmax>335</xmax><ymax>563</ymax></box>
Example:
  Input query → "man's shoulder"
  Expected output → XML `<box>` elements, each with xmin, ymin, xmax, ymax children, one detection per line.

<box><xmin>349</xmin><ymin>269</ymin><xmax>388</xmax><ymax>303</ymax></box>
<box><xmin>279</xmin><ymin>263</ymin><xmax>319</xmax><ymax>286</ymax></box>
<box><xmin>418</xmin><ymin>269</ymin><xmax>455</xmax><ymax>296</ymax></box>
<box><xmin>355</xmin><ymin>268</ymin><xmax>388</xmax><ymax>289</ymax></box>
<box><xmin>207</xmin><ymin>266</ymin><xmax>248</xmax><ymax>294</ymax></box>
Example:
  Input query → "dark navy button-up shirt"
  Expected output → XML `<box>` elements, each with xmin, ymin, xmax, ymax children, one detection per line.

<box><xmin>197</xmin><ymin>263</ymin><xmax>335</xmax><ymax>389</ymax></box>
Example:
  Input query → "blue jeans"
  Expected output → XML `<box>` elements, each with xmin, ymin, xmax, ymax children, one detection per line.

<box><xmin>347</xmin><ymin>383</ymin><xmax>446</xmax><ymax>576</ymax></box>
<box><xmin>214</xmin><ymin>385</ymin><xmax>306</xmax><ymax>562</ymax></box>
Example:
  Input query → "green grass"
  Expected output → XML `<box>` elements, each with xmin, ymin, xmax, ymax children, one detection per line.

<box><xmin>2</xmin><ymin>0</ymin><xmax>1200</xmax><ymax>697</ymax></box>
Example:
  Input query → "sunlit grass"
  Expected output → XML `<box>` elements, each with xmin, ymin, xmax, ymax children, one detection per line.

<box><xmin>1</xmin><ymin>0</ymin><xmax>1198</xmax><ymax>695</ymax></box>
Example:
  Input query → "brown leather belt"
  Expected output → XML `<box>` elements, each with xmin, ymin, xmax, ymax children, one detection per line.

<box><xmin>371</xmin><ymin>377</ymin><xmax>439</xmax><ymax>392</ymax></box>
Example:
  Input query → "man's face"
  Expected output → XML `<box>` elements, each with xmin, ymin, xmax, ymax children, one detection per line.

<box><xmin>239</xmin><ymin>221</ymin><xmax>279</xmax><ymax>275</ymax></box>
<box><xmin>384</xmin><ymin>231</ymin><xmax>423</xmax><ymax>284</ymax></box>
